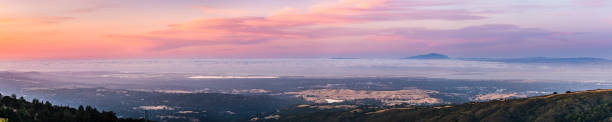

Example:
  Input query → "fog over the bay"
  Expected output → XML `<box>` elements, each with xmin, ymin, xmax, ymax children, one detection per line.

<box><xmin>1</xmin><ymin>59</ymin><xmax>611</xmax><ymax>82</ymax></box>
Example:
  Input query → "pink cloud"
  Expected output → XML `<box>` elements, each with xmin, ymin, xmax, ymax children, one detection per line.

<box><xmin>5</xmin><ymin>0</ymin><xmax>612</xmax><ymax>59</ymax></box>
<box><xmin>573</xmin><ymin>0</ymin><xmax>607</xmax><ymax>7</ymax></box>
<box><xmin>123</xmin><ymin>0</ymin><xmax>483</xmax><ymax>52</ymax></box>
<box><xmin>111</xmin><ymin>0</ymin><xmax>612</xmax><ymax>58</ymax></box>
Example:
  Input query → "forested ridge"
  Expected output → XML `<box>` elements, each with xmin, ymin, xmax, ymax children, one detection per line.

<box><xmin>0</xmin><ymin>93</ymin><xmax>145</xmax><ymax>122</ymax></box>
<box><xmin>279</xmin><ymin>89</ymin><xmax>612</xmax><ymax>122</ymax></box>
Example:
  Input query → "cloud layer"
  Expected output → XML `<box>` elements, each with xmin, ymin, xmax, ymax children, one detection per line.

<box><xmin>1</xmin><ymin>0</ymin><xmax>611</xmax><ymax>59</ymax></box>
<box><xmin>125</xmin><ymin>0</ymin><xmax>485</xmax><ymax>54</ymax></box>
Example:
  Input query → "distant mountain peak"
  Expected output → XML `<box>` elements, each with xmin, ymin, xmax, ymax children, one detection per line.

<box><xmin>329</xmin><ymin>57</ymin><xmax>360</xmax><ymax>60</ymax></box>
<box><xmin>404</xmin><ymin>53</ymin><xmax>450</xmax><ymax>59</ymax></box>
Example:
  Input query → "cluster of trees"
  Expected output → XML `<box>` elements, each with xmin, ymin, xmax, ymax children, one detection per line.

<box><xmin>0</xmin><ymin>93</ymin><xmax>145</xmax><ymax>122</ymax></box>
<box><xmin>277</xmin><ymin>89</ymin><xmax>612</xmax><ymax>122</ymax></box>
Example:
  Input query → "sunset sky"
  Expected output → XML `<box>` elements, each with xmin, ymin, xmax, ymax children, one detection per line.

<box><xmin>1</xmin><ymin>0</ymin><xmax>611</xmax><ymax>59</ymax></box>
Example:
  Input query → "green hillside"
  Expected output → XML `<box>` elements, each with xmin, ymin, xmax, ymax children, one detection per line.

<box><xmin>0</xmin><ymin>93</ymin><xmax>144</xmax><ymax>122</ymax></box>
<box><xmin>279</xmin><ymin>89</ymin><xmax>612</xmax><ymax>122</ymax></box>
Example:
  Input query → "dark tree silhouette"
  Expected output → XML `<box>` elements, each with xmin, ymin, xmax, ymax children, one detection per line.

<box><xmin>0</xmin><ymin>93</ymin><xmax>146</xmax><ymax>122</ymax></box>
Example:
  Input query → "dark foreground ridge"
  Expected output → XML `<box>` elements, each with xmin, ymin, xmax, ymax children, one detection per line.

<box><xmin>278</xmin><ymin>89</ymin><xmax>612</xmax><ymax>122</ymax></box>
<box><xmin>0</xmin><ymin>93</ymin><xmax>145</xmax><ymax>122</ymax></box>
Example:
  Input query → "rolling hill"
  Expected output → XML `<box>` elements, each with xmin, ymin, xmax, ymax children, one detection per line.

<box><xmin>277</xmin><ymin>89</ymin><xmax>612</xmax><ymax>122</ymax></box>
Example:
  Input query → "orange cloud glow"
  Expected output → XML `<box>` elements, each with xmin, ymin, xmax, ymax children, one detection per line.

<box><xmin>0</xmin><ymin>16</ymin><xmax>73</xmax><ymax>26</ymax></box>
